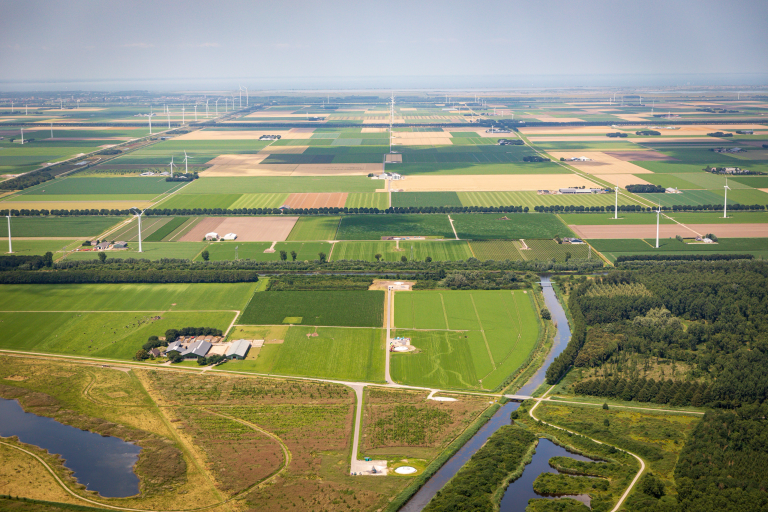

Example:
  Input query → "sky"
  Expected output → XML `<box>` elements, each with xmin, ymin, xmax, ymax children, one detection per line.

<box><xmin>1</xmin><ymin>0</ymin><xmax>767</xmax><ymax>90</ymax></box>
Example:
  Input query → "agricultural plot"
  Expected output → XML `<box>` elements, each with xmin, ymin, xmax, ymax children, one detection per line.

<box><xmin>65</xmin><ymin>241</ymin><xmax>207</xmax><ymax>261</ymax></box>
<box><xmin>179</xmin><ymin>216</ymin><xmax>298</xmax><ymax>242</ymax></box>
<box><xmin>395</xmin><ymin>162</ymin><xmax>569</xmax><ymax>175</ymax></box>
<box><xmin>589</xmin><ymin>238</ymin><xmax>768</xmax><ymax>262</ymax></box>
<box><xmin>469</xmin><ymin>240</ymin><xmax>524</xmax><ymax>261</ymax></box>
<box><xmin>0</xmin><ymin>239</ymin><xmax>80</xmax><ymax>256</ymax></box>
<box><xmin>198</xmin><ymin>241</ymin><xmax>331</xmax><ymax>262</ymax></box>
<box><xmin>391</xmin><ymin>192</ymin><xmax>462</xmax><ymax>208</ymax></box>
<box><xmin>450</xmin><ymin>213</ymin><xmax>574</xmax><ymax>240</ymax></box>
<box><xmin>457</xmin><ymin>191</ymin><xmax>635</xmax><ymax>208</ymax></box>
<box><xmin>391</xmin><ymin>290</ymin><xmax>539</xmax><ymax>390</ymax></box>
<box><xmin>330</xmin><ymin>240</ymin><xmax>473</xmax><ymax>262</ymax></box>
<box><xmin>108</xmin><ymin>216</ymin><xmax>175</xmax><ymax>242</ymax></box>
<box><xmin>15</xmin><ymin>176</ymin><xmax>183</xmax><ymax>196</ymax></box>
<box><xmin>286</xmin><ymin>216</ymin><xmax>340</xmax><ymax>240</ymax></box>
<box><xmin>244</xmin><ymin>326</ymin><xmax>385</xmax><ymax>382</ymax></box>
<box><xmin>0</xmin><ymin>216</ymin><xmax>125</xmax><ymax>238</ymax></box>
<box><xmin>0</xmin><ymin>142</ymin><xmax>104</xmax><ymax>170</ymax></box>
<box><xmin>180</xmin><ymin>176</ymin><xmax>384</xmax><ymax>194</ymax></box>
<box><xmin>668</xmin><ymin>211</ymin><xmax>768</xmax><ymax>224</ymax></box>
<box><xmin>5</xmin><ymin>193</ymin><xmax>161</xmax><ymax>203</ymax></box>
<box><xmin>114</xmin><ymin>140</ymin><xmax>272</xmax><ymax>165</ymax></box>
<box><xmin>229</xmin><ymin>193</ymin><xmax>290</xmax><ymax>209</ymax></box>
<box><xmin>143</xmin><ymin>217</ymin><xmax>189</xmax><ymax>242</ymax></box>
<box><xmin>636</xmin><ymin>190</ymin><xmax>727</xmax><ymax>208</ymax></box>
<box><xmin>711</xmin><ymin>188</ymin><xmax>768</xmax><ymax>205</ymax></box>
<box><xmin>558</xmin><ymin>213</ymin><xmax>675</xmax><ymax>225</ymax></box>
<box><xmin>520</xmin><ymin>239</ymin><xmax>592</xmax><ymax>261</ymax></box>
<box><xmin>344</xmin><ymin>192</ymin><xmax>389</xmax><ymax>209</ymax></box>
<box><xmin>240</xmin><ymin>290</ymin><xmax>384</xmax><ymax>327</ymax></box>
<box><xmin>155</xmin><ymin>193</ymin><xmax>242</xmax><ymax>210</ymax></box>
<box><xmin>336</xmin><ymin>214</ymin><xmax>455</xmax><ymax>240</ymax></box>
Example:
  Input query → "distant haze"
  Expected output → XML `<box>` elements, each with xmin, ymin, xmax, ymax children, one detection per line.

<box><xmin>1</xmin><ymin>0</ymin><xmax>767</xmax><ymax>90</ymax></box>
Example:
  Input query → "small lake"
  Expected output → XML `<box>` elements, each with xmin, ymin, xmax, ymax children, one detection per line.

<box><xmin>499</xmin><ymin>438</ymin><xmax>597</xmax><ymax>511</ymax></box>
<box><xmin>0</xmin><ymin>397</ymin><xmax>141</xmax><ymax>498</ymax></box>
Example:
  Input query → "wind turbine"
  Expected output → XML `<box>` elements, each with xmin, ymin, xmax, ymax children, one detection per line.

<box><xmin>169</xmin><ymin>156</ymin><xmax>175</xmax><ymax>178</ymax></box>
<box><xmin>194</xmin><ymin>104</ymin><xmax>197</xmax><ymax>121</ymax></box>
<box><xmin>238</xmin><ymin>85</ymin><xmax>242</xmax><ymax>108</ymax></box>
<box><xmin>241</xmin><ymin>85</ymin><xmax>248</xmax><ymax>106</ymax></box>
<box><xmin>147</xmin><ymin>112</ymin><xmax>154</xmax><ymax>134</ymax></box>
<box><xmin>130</xmin><ymin>207</ymin><xmax>146</xmax><ymax>253</ymax></box>
<box><xmin>167</xmin><ymin>109</ymin><xmax>170</xmax><ymax>129</ymax></box>
<box><xmin>183</xmin><ymin>151</ymin><xmax>189</xmax><ymax>173</ymax></box>
<box><xmin>206</xmin><ymin>99</ymin><xmax>209</xmax><ymax>118</ymax></box>
<box><xmin>182</xmin><ymin>106</ymin><xmax>185</xmax><ymax>124</ymax></box>
<box><xmin>723</xmin><ymin>178</ymin><xmax>730</xmax><ymax>218</ymax></box>
<box><xmin>614</xmin><ymin>183</ymin><xmax>619</xmax><ymax>219</ymax></box>
<box><xmin>6</xmin><ymin>213</ymin><xmax>13</xmax><ymax>253</ymax></box>
<box><xmin>20</xmin><ymin>128</ymin><xmax>23</xmax><ymax>145</ymax></box>
<box><xmin>655</xmin><ymin>201</ymin><xmax>661</xmax><ymax>248</ymax></box>
<box><xmin>215</xmin><ymin>99</ymin><xmax>219</xmax><ymax>115</ymax></box>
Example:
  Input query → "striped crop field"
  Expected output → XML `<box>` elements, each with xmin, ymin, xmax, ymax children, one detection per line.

<box><xmin>469</xmin><ymin>240</ymin><xmax>524</xmax><ymax>261</ymax></box>
<box><xmin>230</xmin><ymin>193</ymin><xmax>290</xmax><ymax>209</ymax></box>
<box><xmin>330</xmin><ymin>240</ymin><xmax>472</xmax><ymax>262</ymax></box>
<box><xmin>144</xmin><ymin>217</ymin><xmax>189</xmax><ymax>242</ymax></box>
<box><xmin>286</xmin><ymin>216</ymin><xmax>340</xmax><ymax>241</ymax></box>
<box><xmin>156</xmin><ymin>194</ymin><xmax>242</xmax><ymax>210</ymax></box>
<box><xmin>108</xmin><ymin>216</ymin><xmax>175</xmax><ymax>242</ymax></box>
<box><xmin>458</xmin><ymin>191</ymin><xmax>637</xmax><ymax>208</ymax></box>
<box><xmin>391</xmin><ymin>290</ymin><xmax>540</xmax><ymax>390</ymax></box>
<box><xmin>345</xmin><ymin>192</ymin><xmax>389</xmax><ymax>209</ymax></box>
<box><xmin>520</xmin><ymin>239</ymin><xmax>592</xmax><ymax>261</ymax></box>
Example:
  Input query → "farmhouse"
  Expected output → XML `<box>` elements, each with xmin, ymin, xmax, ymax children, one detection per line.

<box><xmin>559</xmin><ymin>187</ymin><xmax>605</xmax><ymax>194</ymax></box>
<box><xmin>205</xmin><ymin>232</ymin><xmax>219</xmax><ymax>241</ymax></box>
<box><xmin>225</xmin><ymin>339</ymin><xmax>251</xmax><ymax>360</ymax></box>
<box><xmin>371</xmin><ymin>172</ymin><xmax>402</xmax><ymax>180</ymax></box>
<box><xmin>665</xmin><ymin>188</ymin><xmax>682</xmax><ymax>194</ymax></box>
<box><xmin>570</xmin><ymin>156</ymin><xmax>592</xmax><ymax>162</ymax></box>
<box><xmin>95</xmin><ymin>241</ymin><xmax>110</xmax><ymax>250</ymax></box>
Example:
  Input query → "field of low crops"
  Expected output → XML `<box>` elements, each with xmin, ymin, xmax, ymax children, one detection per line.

<box><xmin>335</xmin><ymin>214</ymin><xmax>455</xmax><ymax>240</ymax></box>
<box><xmin>458</xmin><ymin>191</ymin><xmax>635</xmax><ymax>208</ymax></box>
<box><xmin>451</xmin><ymin>213</ymin><xmax>574</xmax><ymax>240</ymax></box>
<box><xmin>0</xmin><ymin>216</ymin><xmax>125</xmax><ymax>238</ymax></box>
<box><xmin>589</xmin><ymin>237</ymin><xmax>768</xmax><ymax>262</ymax></box>
<box><xmin>330</xmin><ymin>240</ymin><xmax>472</xmax><ymax>262</ymax></box>
<box><xmin>109</xmin><ymin>216</ymin><xmax>174</xmax><ymax>242</ymax></box>
<box><xmin>344</xmin><ymin>192</ymin><xmax>389</xmax><ymax>209</ymax></box>
<box><xmin>229</xmin><ymin>193</ymin><xmax>290</xmax><ymax>209</ymax></box>
<box><xmin>178</xmin><ymin>176</ymin><xmax>383</xmax><ymax>194</ymax></box>
<box><xmin>522</xmin><ymin>239</ymin><xmax>592</xmax><ymax>261</ymax></box>
<box><xmin>156</xmin><ymin>193</ymin><xmax>242</xmax><ymax>210</ymax></box>
<box><xmin>286</xmin><ymin>216</ymin><xmax>340</xmax><ymax>241</ymax></box>
<box><xmin>143</xmin><ymin>216</ymin><xmax>189</xmax><ymax>241</ymax></box>
<box><xmin>391</xmin><ymin>192</ymin><xmax>462</xmax><ymax>208</ymax></box>
<box><xmin>17</xmin><ymin>176</ymin><xmax>182</xmax><ymax>196</ymax></box>
<box><xmin>469</xmin><ymin>240</ymin><xmax>524</xmax><ymax>261</ymax></box>
<box><xmin>240</xmin><ymin>290</ymin><xmax>384</xmax><ymax>327</ymax></box>
<box><xmin>65</xmin><ymin>241</ymin><xmax>206</xmax><ymax>261</ymax></box>
<box><xmin>198</xmin><ymin>241</ymin><xmax>331</xmax><ymax>262</ymax></box>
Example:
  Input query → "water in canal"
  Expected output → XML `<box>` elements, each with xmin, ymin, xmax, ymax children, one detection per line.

<box><xmin>401</xmin><ymin>276</ymin><xmax>574</xmax><ymax>511</ymax></box>
<box><xmin>0</xmin><ymin>397</ymin><xmax>141</xmax><ymax>497</ymax></box>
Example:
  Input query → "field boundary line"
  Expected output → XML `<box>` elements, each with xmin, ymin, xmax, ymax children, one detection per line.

<box><xmin>469</xmin><ymin>294</ymin><xmax>496</xmax><ymax>369</ymax></box>
<box><xmin>165</xmin><ymin>217</ymin><xmax>199</xmax><ymax>242</ymax></box>
<box><xmin>447</xmin><ymin>215</ymin><xmax>459</xmax><ymax>240</ymax></box>
<box><xmin>438</xmin><ymin>293</ymin><xmax>450</xmax><ymax>330</ymax></box>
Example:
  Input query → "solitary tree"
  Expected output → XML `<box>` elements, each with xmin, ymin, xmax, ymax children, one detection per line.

<box><xmin>318</xmin><ymin>252</ymin><xmax>327</xmax><ymax>263</ymax></box>
<box><xmin>425</xmin><ymin>256</ymin><xmax>433</xmax><ymax>263</ymax></box>
<box><xmin>98</xmin><ymin>252</ymin><xmax>107</xmax><ymax>263</ymax></box>
<box><xmin>290</xmin><ymin>250</ymin><xmax>297</xmax><ymax>261</ymax></box>
<box><xmin>279</xmin><ymin>250</ymin><xmax>288</xmax><ymax>261</ymax></box>
<box><xmin>201</xmin><ymin>249</ymin><xmax>209</xmax><ymax>261</ymax></box>
<box><xmin>42</xmin><ymin>251</ymin><xmax>53</xmax><ymax>267</ymax></box>
<box><xmin>401</xmin><ymin>256</ymin><xmax>407</xmax><ymax>262</ymax></box>
<box><xmin>374</xmin><ymin>253</ymin><xmax>382</xmax><ymax>261</ymax></box>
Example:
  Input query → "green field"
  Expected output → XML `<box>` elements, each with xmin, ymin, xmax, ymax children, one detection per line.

<box><xmin>64</xmin><ymin>241</ymin><xmax>207</xmax><ymax>261</ymax></box>
<box><xmin>557</xmin><ymin>213</ymin><xmax>676</xmax><ymax>225</ymax></box>
<box><xmin>335</xmin><ymin>214</ymin><xmax>455</xmax><ymax>240</ymax></box>
<box><xmin>394</xmin><ymin>162</ymin><xmax>569</xmax><ymax>175</ymax></box>
<box><xmin>391</xmin><ymin>290</ymin><xmax>539</xmax><ymax>390</ymax></box>
<box><xmin>0</xmin><ymin>282</ymin><xmax>259</xmax><ymax>312</ymax></box>
<box><xmin>236</xmin><ymin>326</ymin><xmax>384</xmax><ymax>382</ymax></box>
<box><xmin>469</xmin><ymin>240</ymin><xmax>524</xmax><ymax>261</ymax></box>
<box><xmin>239</xmin><ymin>290</ymin><xmax>384</xmax><ymax>327</ymax></box>
<box><xmin>14</xmin><ymin>176</ymin><xmax>182</xmax><ymax>196</ymax></box>
<box><xmin>196</xmin><ymin>241</ymin><xmax>331</xmax><ymax>262</ymax></box>
<box><xmin>286</xmin><ymin>216</ymin><xmax>340</xmax><ymax>241</ymax></box>
<box><xmin>178</xmin><ymin>177</ymin><xmax>384</xmax><ymax>194</ymax></box>
<box><xmin>0</xmin><ymin>216</ymin><xmax>125</xmax><ymax>237</ymax></box>
<box><xmin>667</xmin><ymin>211</ymin><xmax>768</xmax><ymax>224</ymax></box>
<box><xmin>450</xmin><ymin>213</ymin><xmax>574</xmax><ymax>239</ymax></box>
<box><xmin>330</xmin><ymin>240</ymin><xmax>473</xmax><ymax>262</ymax></box>
<box><xmin>522</xmin><ymin>239</ymin><xmax>592</xmax><ymax>261</ymax></box>
<box><xmin>0</xmin><ymin>239</ymin><xmax>81</xmax><ymax>256</ymax></box>
<box><xmin>155</xmin><ymin>194</ymin><xmax>242</xmax><ymax>210</ymax></box>
<box><xmin>590</xmin><ymin>237</ymin><xmax>768</xmax><ymax>262</ymax></box>
<box><xmin>229</xmin><ymin>193</ymin><xmax>290</xmax><ymax>209</ymax></box>
<box><xmin>344</xmin><ymin>192</ymin><xmax>389</xmax><ymax>209</ymax></box>
<box><xmin>391</xmin><ymin>192</ymin><xmax>462</xmax><ymax>208</ymax></box>
<box><xmin>636</xmin><ymin>190</ymin><xmax>727</xmax><ymax>208</ymax></box>
<box><xmin>108</xmin><ymin>216</ymin><xmax>174</xmax><ymax>241</ymax></box>
<box><xmin>457</xmin><ymin>191</ymin><xmax>635</xmax><ymax>208</ymax></box>
<box><xmin>0</xmin><ymin>310</ymin><xmax>236</xmax><ymax>360</ymax></box>
<box><xmin>144</xmin><ymin>216</ymin><xmax>189</xmax><ymax>242</ymax></box>
<box><xmin>730</xmin><ymin>176</ymin><xmax>768</xmax><ymax>188</ymax></box>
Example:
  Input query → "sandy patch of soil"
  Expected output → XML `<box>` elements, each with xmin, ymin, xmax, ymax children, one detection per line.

<box><xmin>398</xmin><ymin>174</ymin><xmax>599</xmax><ymax>192</ymax></box>
<box><xmin>285</xmin><ymin>193</ymin><xmax>348</xmax><ymax>208</ymax></box>
<box><xmin>604</xmin><ymin>150</ymin><xmax>678</xmax><ymax>161</ymax></box>
<box><xmin>596</xmin><ymin>174</ymin><xmax>652</xmax><ymax>187</ymax></box>
<box><xmin>179</xmin><ymin>217</ymin><xmax>298</xmax><ymax>242</ymax></box>
<box><xmin>549</xmin><ymin>152</ymin><xmax>654</xmax><ymax>175</ymax></box>
<box><xmin>385</xmin><ymin>154</ymin><xmax>403</xmax><ymax>163</ymax></box>
<box><xmin>362</xmin><ymin>127</ymin><xmax>388</xmax><ymax>133</ymax></box>
<box><xmin>572</xmin><ymin>223</ymin><xmax>768</xmax><ymax>239</ymax></box>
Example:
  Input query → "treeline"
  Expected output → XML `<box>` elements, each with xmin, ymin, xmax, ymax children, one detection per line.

<box><xmin>707</xmin><ymin>132</ymin><xmax>733</xmax><ymax>137</ymax></box>
<box><xmin>546</xmin><ymin>280</ymin><xmax>589</xmax><ymax>384</ymax></box>
<box><xmin>166</xmin><ymin>327</ymin><xmax>222</xmax><ymax>342</ymax></box>
<box><xmin>266</xmin><ymin>275</ymin><xmax>374</xmax><ymax>291</ymax></box>
<box><xmin>625</xmin><ymin>184</ymin><xmax>666</xmax><ymax>193</ymax></box>
<box><xmin>423</xmin><ymin>426</ymin><xmax>536</xmax><ymax>512</ymax></box>
<box><xmin>635</xmin><ymin>130</ymin><xmax>660</xmax><ymax>136</ymax></box>
<box><xmin>573</xmin><ymin>377</ymin><xmax>712</xmax><ymax>407</ymax></box>
<box><xmin>522</xmin><ymin>155</ymin><xmax>550</xmax><ymax>162</ymax></box>
<box><xmin>165</xmin><ymin>173</ymin><xmax>198</xmax><ymax>182</ymax></box>
<box><xmin>0</xmin><ymin>253</ymin><xmax>53</xmax><ymax>270</ymax></box>
<box><xmin>616</xmin><ymin>254</ymin><xmax>754</xmax><ymax>263</ymax></box>
<box><xmin>606</xmin><ymin>132</ymin><xmax>628</xmax><ymax>138</ymax></box>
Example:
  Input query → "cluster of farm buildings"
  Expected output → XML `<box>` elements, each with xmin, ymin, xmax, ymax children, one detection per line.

<box><xmin>162</xmin><ymin>336</ymin><xmax>262</xmax><ymax>360</ymax></box>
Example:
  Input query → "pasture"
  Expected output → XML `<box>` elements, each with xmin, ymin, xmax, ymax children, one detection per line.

<box><xmin>0</xmin><ymin>216</ymin><xmax>124</xmax><ymax>237</ymax></box>
<box><xmin>15</xmin><ymin>176</ymin><xmax>182</xmax><ymax>196</ymax></box>
<box><xmin>240</xmin><ymin>326</ymin><xmax>385</xmax><ymax>382</ymax></box>
<box><xmin>155</xmin><ymin>193</ymin><xmax>241</xmax><ymax>210</ymax></box>
<box><xmin>391</xmin><ymin>192</ymin><xmax>462</xmax><ymax>208</ymax></box>
<box><xmin>197</xmin><ymin>241</ymin><xmax>331</xmax><ymax>261</ymax></box>
<box><xmin>65</xmin><ymin>241</ymin><xmax>207</xmax><ymax>261</ymax></box>
<box><xmin>286</xmin><ymin>216</ymin><xmax>340</xmax><ymax>240</ymax></box>
<box><xmin>558</xmin><ymin>213</ymin><xmax>675</xmax><ymax>225</ymax></box>
<box><xmin>450</xmin><ymin>213</ymin><xmax>574</xmax><ymax>239</ymax></box>
<box><xmin>335</xmin><ymin>214</ymin><xmax>455</xmax><ymax>240</ymax></box>
<box><xmin>468</xmin><ymin>240</ymin><xmax>524</xmax><ymax>261</ymax></box>
<box><xmin>0</xmin><ymin>239</ymin><xmax>80</xmax><ymax>256</ymax></box>
<box><xmin>589</xmin><ymin>237</ymin><xmax>768</xmax><ymax>262</ymax></box>
<box><xmin>391</xmin><ymin>290</ymin><xmax>539</xmax><ymax>390</ymax></box>
<box><xmin>457</xmin><ymin>191</ymin><xmax>635</xmax><ymax>208</ymax></box>
<box><xmin>239</xmin><ymin>290</ymin><xmax>384</xmax><ymax>327</ymax></box>
<box><xmin>344</xmin><ymin>192</ymin><xmax>389</xmax><ymax>209</ymax></box>
<box><xmin>521</xmin><ymin>239</ymin><xmax>592</xmax><ymax>261</ymax></box>
<box><xmin>229</xmin><ymin>193</ymin><xmax>290</xmax><ymax>209</ymax></box>
<box><xmin>330</xmin><ymin>240</ymin><xmax>473</xmax><ymax>262</ymax></box>
<box><xmin>179</xmin><ymin>176</ymin><xmax>383</xmax><ymax>194</ymax></box>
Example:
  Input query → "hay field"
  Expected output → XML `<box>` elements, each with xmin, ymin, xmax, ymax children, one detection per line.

<box><xmin>174</xmin><ymin>130</ymin><xmax>297</xmax><ymax>140</ymax></box>
<box><xmin>548</xmin><ymin>152</ymin><xmax>654</xmax><ymax>175</ymax></box>
<box><xmin>330</xmin><ymin>240</ymin><xmax>473</xmax><ymax>262</ymax></box>
<box><xmin>285</xmin><ymin>193</ymin><xmax>348</xmax><ymax>208</ymax></box>
<box><xmin>570</xmin><ymin>223</ymin><xmax>768</xmax><ymax>239</ymax></box>
<box><xmin>240</xmin><ymin>291</ymin><xmax>384</xmax><ymax>327</ymax></box>
<box><xmin>395</xmin><ymin>174</ymin><xmax>599</xmax><ymax>192</ymax></box>
<box><xmin>179</xmin><ymin>216</ymin><xmax>299</xmax><ymax>242</ymax></box>
<box><xmin>458</xmin><ymin>191</ymin><xmax>636</xmax><ymax>208</ymax></box>
<box><xmin>229</xmin><ymin>193</ymin><xmax>289</xmax><ymax>209</ymax></box>
<box><xmin>286</xmin><ymin>216</ymin><xmax>340</xmax><ymax>241</ymax></box>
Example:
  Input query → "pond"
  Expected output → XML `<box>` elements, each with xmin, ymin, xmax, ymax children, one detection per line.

<box><xmin>0</xmin><ymin>397</ymin><xmax>141</xmax><ymax>498</ymax></box>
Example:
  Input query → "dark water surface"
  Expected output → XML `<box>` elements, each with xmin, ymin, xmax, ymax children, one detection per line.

<box><xmin>0</xmin><ymin>397</ymin><xmax>141</xmax><ymax>497</ymax></box>
<box><xmin>401</xmin><ymin>276</ymin><xmax>574</xmax><ymax>511</ymax></box>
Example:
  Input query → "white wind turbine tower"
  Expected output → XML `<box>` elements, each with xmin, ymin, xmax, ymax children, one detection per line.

<box><xmin>614</xmin><ymin>182</ymin><xmax>619</xmax><ymax>219</ymax></box>
<box><xmin>131</xmin><ymin>207</ymin><xmax>146</xmax><ymax>253</ymax></box>
<box><xmin>183</xmin><ymin>151</ymin><xmax>189</xmax><ymax>173</ymax></box>
<box><xmin>6</xmin><ymin>213</ymin><xmax>13</xmax><ymax>253</ymax></box>
<box><xmin>215</xmin><ymin>99</ymin><xmax>219</xmax><ymax>115</ymax></box>
<box><xmin>723</xmin><ymin>178</ymin><xmax>730</xmax><ymax>218</ymax></box>
<box><xmin>655</xmin><ymin>201</ymin><xmax>661</xmax><ymax>248</ymax></box>
<box><xmin>182</xmin><ymin>105</ymin><xmax>185</xmax><ymax>124</ymax></box>
<box><xmin>194</xmin><ymin>104</ymin><xmax>197</xmax><ymax>121</ymax></box>
<box><xmin>206</xmin><ymin>99</ymin><xmax>209</xmax><ymax>118</ymax></box>
<box><xmin>242</xmin><ymin>85</ymin><xmax>248</xmax><ymax>106</ymax></box>
<box><xmin>147</xmin><ymin>112</ymin><xmax>154</xmax><ymax>134</ymax></box>
<box><xmin>167</xmin><ymin>109</ymin><xmax>171</xmax><ymax>129</ymax></box>
<box><xmin>20</xmin><ymin>128</ymin><xmax>24</xmax><ymax>145</ymax></box>
<box><xmin>169</xmin><ymin>156</ymin><xmax>175</xmax><ymax>178</ymax></box>
<box><xmin>238</xmin><ymin>85</ymin><xmax>242</xmax><ymax>108</ymax></box>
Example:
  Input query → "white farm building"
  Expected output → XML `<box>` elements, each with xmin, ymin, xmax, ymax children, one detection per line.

<box><xmin>221</xmin><ymin>233</ymin><xmax>238</xmax><ymax>241</ymax></box>
<box><xmin>205</xmin><ymin>232</ymin><xmax>219</xmax><ymax>241</ymax></box>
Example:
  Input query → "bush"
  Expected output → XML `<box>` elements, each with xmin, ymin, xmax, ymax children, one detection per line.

<box><xmin>201</xmin><ymin>250</ymin><xmax>209</xmax><ymax>261</ymax></box>
<box><xmin>541</xmin><ymin>308</ymin><xmax>551</xmax><ymax>320</ymax></box>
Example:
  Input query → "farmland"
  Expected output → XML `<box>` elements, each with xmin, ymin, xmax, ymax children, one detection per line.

<box><xmin>65</xmin><ymin>241</ymin><xmax>207</xmax><ymax>261</ymax></box>
<box><xmin>197</xmin><ymin>241</ymin><xmax>331</xmax><ymax>261</ymax></box>
<box><xmin>13</xmin><ymin>176</ymin><xmax>183</xmax><ymax>196</ymax></box>
<box><xmin>391</xmin><ymin>192</ymin><xmax>462</xmax><ymax>208</ymax></box>
<box><xmin>589</xmin><ymin>237</ymin><xmax>768</xmax><ymax>262</ymax></box>
<box><xmin>331</xmin><ymin>240</ymin><xmax>473</xmax><ymax>262</ymax></box>
<box><xmin>240</xmin><ymin>290</ymin><xmax>384</xmax><ymax>327</ymax></box>
<box><xmin>179</xmin><ymin>176</ymin><xmax>384</xmax><ymax>194</ymax></box>
<box><xmin>336</xmin><ymin>214</ymin><xmax>455</xmax><ymax>240</ymax></box>
<box><xmin>451</xmin><ymin>213</ymin><xmax>574</xmax><ymax>239</ymax></box>
<box><xmin>392</xmin><ymin>290</ymin><xmax>540</xmax><ymax>390</ymax></box>
<box><xmin>286</xmin><ymin>216</ymin><xmax>340</xmax><ymax>240</ymax></box>
<box><xmin>345</xmin><ymin>192</ymin><xmax>389</xmax><ymax>209</ymax></box>
<box><xmin>457</xmin><ymin>191</ymin><xmax>637</xmax><ymax>208</ymax></box>
<box><xmin>469</xmin><ymin>240</ymin><xmax>525</xmax><ymax>261</ymax></box>
<box><xmin>1</xmin><ymin>216</ymin><xmax>125</xmax><ymax>237</ymax></box>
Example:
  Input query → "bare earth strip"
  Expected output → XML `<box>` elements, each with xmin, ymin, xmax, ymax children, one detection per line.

<box><xmin>395</xmin><ymin>174</ymin><xmax>599</xmax><ymax>192</ymax></box>
<box><xmin>179</xmin><ymin>216</ymin><xmax>298</xmax><ymax>241</ymax></box>
<box><xmin>548</xmin><ymin>152</ymin><xmax>654</xmax><ymax>175</ymax></box>
<box><xmin>603</xmin><ymin>151</ymin><xmax>677</xmax><ymax>161</ymax></box>
<box><xmin>285</xmin><ymin>193</ymin><xmax>348</xmax><ymax>208</ymax></box>
<box><xmin>572</xmin><ymin>223</ymin><xmax>768</xmax><ymax>239</ymax></box>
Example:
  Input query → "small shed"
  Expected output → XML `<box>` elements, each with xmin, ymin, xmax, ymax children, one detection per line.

<box><xmin>226</xmin><ymin>339</ymin><xmax>251</xmax><ymax>360</ymax></box>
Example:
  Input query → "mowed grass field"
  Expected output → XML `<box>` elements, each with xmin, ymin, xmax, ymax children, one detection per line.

<box><xmin>180</xmin><ymin>177</ymin><xmax>384</xmax><ymax>194</ymax></box>
<box><xmin>14</xmin><ymin>176</ymin><xmax>183</xmax><ymax>196</ymax></box>
<box><xmin>196</xmin><ymin>241</ymin><xmax>331</xmax><ymax>262</ymax></box>
<box><xmin>64</xmin><ymin>242</ymin><xmax>207</xmax><ymax>261</ymax></box>
<box><xmin>451</xmin><ymin>213</ymin><xmax>574</xmax><ymax>239</ymax></box>
<box><xmin>391</xmin><ymin>290</ymin><xmax>540</xmax><ymax>390</ymax></box>
<box><xmin>457</xmin><ymin>191</ymin><xmax>636</xmax><ymax>208</ymax></box>
<box><xmin>330</xmin><ymin>240</ymin><xmax>473</xmax><ymax>262</ymax></box>
<box><xmin>589</xmin><ymin>237</ymin><xmax>768</xmax><ymax>262</ymax></box>
<box><xmin>0</xmin><ymin>216</ymin><xmax>125</xmax><ymax>237</ymax></box>
<box><xmin>391</xmin><ymin>192</ymin><xmax>462</xmax><ymax>208</ymax></box>
<box><xmin>469</xmin><ymin>240</ymin><xmax>524</xmax><ymax>261</ymax></box>
<box><xmin>156</xmin><ymin>193</ymin><xmax>242</xmax><ymax>210</ymax></box>
<box><xmin>344</xmin><ymin>193</ymin><xmax>389</xmax><ymax>209</ymax></box>
<box><xmin>336</xmin><ymin>214</ymin><xmax>455</xmax><ymax>240</ymax></box>
<box><xmin>236</xmin><ymin>326</ymin><xmax>385</xmax><ymax>382</ymax></box>
<box><xmin>286</xmin><ymin>216</ymin><xmax>340</xmax><ymax>241</ymax></box>
<box><xmin>0</xmin><ymin>239</ymin><xmax>81</xmax><ymax>256</ymax></box>
<box><xmin>229</xmin><ymin>193</ymin><xmax>290</xmax><ymax>209</ymax></box>
<box><xmin>240</xmin><ymin>290</ymin><xmax>384</xmax><ymax>327</ymax></box>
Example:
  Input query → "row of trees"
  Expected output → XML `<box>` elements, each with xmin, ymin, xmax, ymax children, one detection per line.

<box><xmin>625</xmin><ymin>184</ymin><xmax>666</xmax><ymax>193</ymax></box>
<box><xmin>573</xmin><ymin>377</ymin><xmax>712</xmax><ymax>407</ymax></box>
